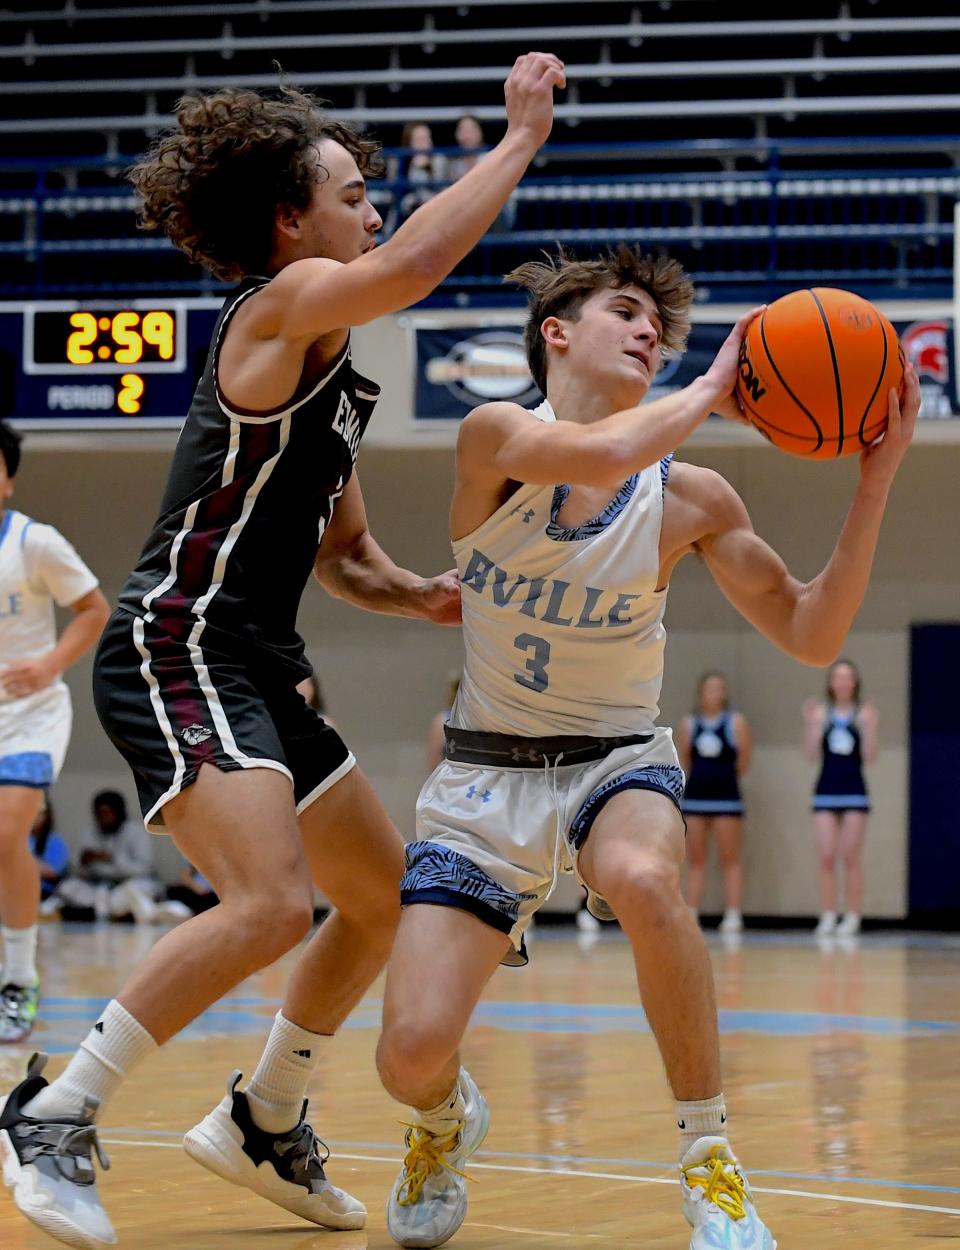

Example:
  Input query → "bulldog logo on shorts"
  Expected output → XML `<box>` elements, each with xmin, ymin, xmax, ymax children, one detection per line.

<box><xmin>180</xmin><ymin>723</ymin><xmax>213</xmax><ymax>746</ymax></box>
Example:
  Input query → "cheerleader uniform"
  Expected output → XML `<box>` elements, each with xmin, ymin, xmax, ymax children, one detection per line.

<box><xmin>682</xmin><ymin>711</ymin><xmax>744</xmax><ymax>817</ymax></box>
<box><xmin>813</xmin><ymin>708</ymin><xmax>870</xmax><ymax>813</ymax></box>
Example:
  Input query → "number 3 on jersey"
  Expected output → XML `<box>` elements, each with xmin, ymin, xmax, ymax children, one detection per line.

<box><xmin>514</xmin><ymin>632</ymin><xmax>551</xmax><ymax>693</ymax></box>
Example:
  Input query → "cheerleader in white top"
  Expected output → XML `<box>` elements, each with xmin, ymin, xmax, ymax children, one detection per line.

<box><xmin>0</xmin><ymin>421</ymin><xmax>109</xmax><ymax>1041</ymax></box>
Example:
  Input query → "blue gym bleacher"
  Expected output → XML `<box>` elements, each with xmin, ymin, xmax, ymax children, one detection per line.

<box><xmin>1</xmin><ymin>0</ymin><xmax>958</xmax><ymax>302</ymax></box>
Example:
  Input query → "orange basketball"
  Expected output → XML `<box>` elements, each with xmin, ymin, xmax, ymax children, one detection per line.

<box><xmin>735</xmin><ymin>288</ymin><xmax>904</xmax><ymax>459</ymax></box>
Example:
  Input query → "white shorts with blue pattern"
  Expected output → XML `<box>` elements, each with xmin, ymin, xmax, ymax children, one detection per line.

<box><xmin>401</xmin><ymin>726</ymin><xmax>684</xmax><ymax>965</ymax></box>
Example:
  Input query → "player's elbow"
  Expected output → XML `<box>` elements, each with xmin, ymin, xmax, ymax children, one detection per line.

<box><xmin>312</xmin><ymin>554</ymin><xmax>346</xmax><ymax>599</ymax></box>
<box><xmin>793</xmin><ymin>640</ymin><xmax>842</xmax><ymax>669</ymax></box>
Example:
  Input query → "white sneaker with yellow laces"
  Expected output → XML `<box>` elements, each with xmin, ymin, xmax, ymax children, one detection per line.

<box><xmin>680</xmin><ymin>1137</ymin><xmax>776</xmax><ymax>1249</ymax></box>
<box><xmin>386</xmin><ymin>1069</ymin><xmax>489</xmax><ymax>1248</ymax></box>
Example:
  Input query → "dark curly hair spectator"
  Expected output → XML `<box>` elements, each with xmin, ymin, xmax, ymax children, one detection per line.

<box><xmin>129</xmin><ymin>85</ymin><xmax>384</xmax><ymax>281</ymax></box>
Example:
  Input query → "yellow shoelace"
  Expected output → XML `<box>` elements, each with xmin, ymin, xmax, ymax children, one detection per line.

<box><xmin>682</xmin><ymin>1148</ymin><xmax>749</xmax><ymax>1221</ymax></box>
<box><xmin>396</xmin><ymin>1121</ymin><xmax>468</xmax><ymax>1207</ymax></box>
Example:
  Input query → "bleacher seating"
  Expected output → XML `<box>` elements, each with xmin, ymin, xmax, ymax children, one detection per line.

<box><xmin>1</xmin><ymin>0</ymin><xmax>958</xmax><ymax>301</ymax></box>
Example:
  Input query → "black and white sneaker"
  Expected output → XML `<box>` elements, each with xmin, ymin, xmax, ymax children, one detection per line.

<box><xmin>184</xmin><ymin>1071</ymin><xmax>366</xmax><ymax>1230</ymax></box>
<box><xmin>0</xmin><ymin>1053</ymin><xmax>115</xmax><ymax>1249</ymax></box>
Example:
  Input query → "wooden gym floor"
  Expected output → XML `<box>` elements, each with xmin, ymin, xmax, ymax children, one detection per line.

<box><xmin>1</xmin><ymin>922</ymin><xmax>958</xmax><ymax>1250</ymax></box>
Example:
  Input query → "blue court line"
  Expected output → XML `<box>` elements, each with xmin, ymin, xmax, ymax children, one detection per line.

<box><xmin>31</xmin><ymin>996</ymin><xmax>960</xmax><ymax>1039</ymax></box>
<box><xmin>99</xmin><ymin>1126</ymin><xmax>960</xmax><ymax>1198</ymax></box>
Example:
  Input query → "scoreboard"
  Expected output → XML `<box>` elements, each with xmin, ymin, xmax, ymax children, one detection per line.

<box><xmin>0</xmin><ymin>299</ymin><xmax>223</xmax><ymax>429</ymax></box>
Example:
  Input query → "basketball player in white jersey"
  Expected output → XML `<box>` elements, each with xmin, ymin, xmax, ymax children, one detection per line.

<box><xmin>374</xmin><ymin>247</ymin><xmax>919</xmax><ymax>1249</ymax></box>
<box><xmin>0</xmin><ymin>57</ymin><xmax>565</xmax><ymax>1250</ymax></box>
<box><xmin>0</xmin><ymin>421</ymin><xmax>109</xmax><ymax>1042</ymax></box>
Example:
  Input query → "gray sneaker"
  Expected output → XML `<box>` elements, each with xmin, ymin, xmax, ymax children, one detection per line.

<box><xmin>0</xmin><ymin>1053</ymin><xmax>115</xmax><ymax>1249</ymax></box>
<box><xmin>386</xmin><ymin>1068</ymin><xmax>489</xmax><ymax>1248</ymax></box>
<box><xmin>0</xmin><ymin>982</ymin><xmax>40</xmax><ymax>1044</ymax></box>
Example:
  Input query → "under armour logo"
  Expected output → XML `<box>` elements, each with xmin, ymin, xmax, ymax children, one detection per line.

<box><xmin>94</xmin><ymin>1021</ymin><xmax>104</xmax><ymax>1033</ymax></box>
<box><xmin>510</xmin><ymin>745</ymin><xmax>542</xmax><ymax>764</ymax></box>
<box><xmin>294</xmin><ymin>1049</ymin><xmax>312</xmax><ymax>1058</ymax></box>
<box><xmin>466</xmin><ymin>785</ymin><xmax>492</xmax><ymax>802</ymax></box>
<box><xmin>512</xmin><ymin>507</ymin><xmax>535</xmax><ymax>524</ymax></box>
<box><xmin>180</xmin><ymin>723</ymin><xmax>213</xmax><ymax>746</ymax></box>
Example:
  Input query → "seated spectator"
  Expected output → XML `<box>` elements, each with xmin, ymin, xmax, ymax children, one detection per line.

<box><xmin>396</xmin><ymin>122</ymin><xmax>448</xmax><ymax>221</ymax></box>
<box><xmin>115</xmin><ymin>857</ymin><xmax>213</xmax><ymax>924</ymax></box>
<box><xmin>29</xmin><ymin>801</ymin><xmax>70</xmax><ymax>907</ymax></box>
<box><xmin>58</xmin><ymin>790</ymin><xmax>160</xmax><ymax>922</ymax></box>
<box><xmin>449</xmin><ymin>114</ymin><xmax>516</xmax><ymax>231</ymax></box>
<box><xmin>448</xmin><ymin>114</ymin><xmax>486</xmax><ymax>180</ymax></box>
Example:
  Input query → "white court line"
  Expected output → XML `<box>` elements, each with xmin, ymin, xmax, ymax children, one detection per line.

<box><xmin>100</xmin><ymin>1141</ymin><xmax>960</xmax><ymax>1219</ymax></box>
<box><xmin>466</xmin><ymin>1221</ymin><xmax>603</xmax><ymax>1239</ymax></box>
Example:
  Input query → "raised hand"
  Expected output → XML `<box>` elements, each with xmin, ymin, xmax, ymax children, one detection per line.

<box><xmin>859</xmin><ymin>362</ymin><xmax>919</xmax><ymax>489</ymax></box>
<box><xmin>503</xmin><ymin>52</ymin><xmax>566</xmax><ymax>150</ymax></box>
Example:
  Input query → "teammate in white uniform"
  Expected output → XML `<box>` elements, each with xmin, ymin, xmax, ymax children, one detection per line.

<box><xmin>0</xmin><ymin>421</ymin><xmax>109</xmax><ymax>1042</ymax></box>
<box><xmin>375</xmin><ymin>247</ymin><xmax>919</xmax><ymax>1250</ymax></box>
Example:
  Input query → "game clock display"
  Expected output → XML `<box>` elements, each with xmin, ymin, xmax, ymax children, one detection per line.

<box><xmin>1</xmin><ymin>299</ymin><xmax>221</xmax><ymax>427</ymax></box>
<box><xmin>31</xmin><ymin>309</ymin><xmax>179</xmax><ymax>369</ymax></box>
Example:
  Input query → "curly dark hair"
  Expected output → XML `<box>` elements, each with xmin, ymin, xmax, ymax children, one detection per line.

<box><xmin>129</xmin><ymin>85</ymin><xmax>384</xmax><ymax>282</ymax></box>
<box><xmin>505</xmin><ymin>245</ymin><xmax>694</xmax><ymax>395</ymax></box>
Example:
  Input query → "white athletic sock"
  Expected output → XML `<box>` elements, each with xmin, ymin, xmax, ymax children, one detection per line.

<box><xmin>23</xmin><ymin>999</ymin><xmax>158</xmax><ymax>1121</ymax></box>
<box><xmin>2</xmin><ymin>925</ymin><xmax>39</xmax><ymax>987</ymax></box>
<box><xmin>415</xmin><ymin>1073</ymin><xmax>466</xmax><ymax>1134</ymax></box>
<box><xmin>676</xmin><ymin>1093</ymin><xmax>727</xmax><ymax>1159</ymax></box>
<box><xmin>244</xmin><ymin>1011</ymin><xmax>329</xmax><ymax>1134</ymax></box>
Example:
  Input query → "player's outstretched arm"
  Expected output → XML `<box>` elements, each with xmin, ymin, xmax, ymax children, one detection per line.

<box><xmin>457</xmin><ymin>308</ymin><xmax>764</xmax><ymax>488</ymax></box>
<box><xmin>696</xmin><ymin>366</ymin><xmax>919</xmax><ymax>666</ymax></box>
<box><xmin>313</xmin><ymin>474</ymin><xmax>461</xmax><ymax>624</ymax></box>
<box><xmin>257</xmin><ymin>53</ymin><xmax>564</xmax><ymax>340</ymax></box>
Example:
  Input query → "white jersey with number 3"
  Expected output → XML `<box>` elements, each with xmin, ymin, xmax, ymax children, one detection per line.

<box><xmin>451</xmin><ymin>401</ymin><xmax>671</xmax><ymax>738</ymax></box>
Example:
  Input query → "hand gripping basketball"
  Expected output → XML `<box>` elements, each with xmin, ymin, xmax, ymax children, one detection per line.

<box><xmin>735</xmin><ymin>288</ymin><xmax>905</xmax><ymax>459</ymax></box>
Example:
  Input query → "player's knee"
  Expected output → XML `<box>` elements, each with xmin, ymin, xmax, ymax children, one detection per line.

<box><xmin>232</xmin><ymin>886</ymin><xmax>314</xmax><ymax>962</ymax></box>
<box><xmin>269</xmin><ymin>892</ymin><xmax>315</xmax><ymax>951</ymax></box>
<box><xmin>338</xmin><ymin>877</ymin><xmax>402</xmax><ymax>938</ymax></box>
<box><xmin>377</xmin><ymin>1016</ymin><xmax>453</xmax><ymax>1094</ymax></box>
<box><xmin>601</xmin><ymin>855</ymin><xmax>681</xmax><ymax>928</ymax></box>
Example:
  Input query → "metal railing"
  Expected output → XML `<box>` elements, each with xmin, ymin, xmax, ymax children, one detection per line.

<box><xmin>0</xmin><ymin>140</ymin><xmax>954</xmax><ymax>300</ymax></box>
